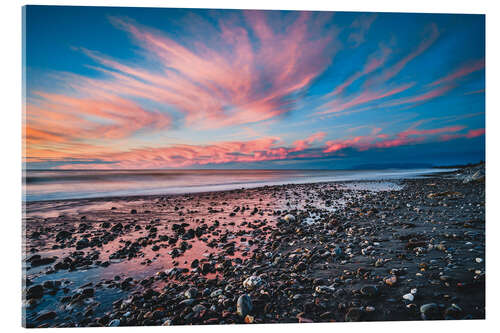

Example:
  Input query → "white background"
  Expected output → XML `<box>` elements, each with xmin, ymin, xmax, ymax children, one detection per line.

<box><xmin>1</xmin><ymin>0</ymin><xmax>497</xmax><ymax>332</ymax></box>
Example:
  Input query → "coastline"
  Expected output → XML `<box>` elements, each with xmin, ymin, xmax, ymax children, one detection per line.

<box><xmin>23</xmin><ymin>168</ymin><xmax>455</xmax><ymax>203</ymax></box>
<box><xmin>22</xmin><ymin>165</ymin><xmax>485</xmax><ymax>327</ymax></box>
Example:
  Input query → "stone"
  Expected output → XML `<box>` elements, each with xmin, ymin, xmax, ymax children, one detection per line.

<box><xmin>184</xmin><ymin>287</ymin><xmax>198</xmax><ymax>299</ymax></box>
<box><xmin>30</xmin><ymin>257</ymin><xmax>56</xmax><ymax>267</ymax></box>
<box><xmin>210</xmin><ymin>289</ymin><xmax>223</xmax><ymax>298</ymax></box>
<box><xmin>403</xmin><ymin>293</ymin><xmax>414</xmax><ymax>302</ymax></box>
<box><xmin>81</xmin><ymin>287</ymin><xmax>94</xmax><ymax>298</ymax></box>
<box><xmin>360</xmin><ymin>285</ymin><xmax>378</xmax><ymax>297</ymax></box>
<box><xmin>244</xmin><ymin>315</ymin><xmax>255</xmax><ymax>323</ymax></box>
<box><xmin>345</xmin><ymin>307</ymin><xmax>362</xmax><ymax>322</ymax></box>
<box><xmin>420</xmin><ymin>303</ymin><xmax>441</xmax><ymax>320</ymax></box>
<box><xmin>26</xmin><ymin>285</ymin><xmax>44</xmax><ymax>299</ymax></box>
<box><xmin>192</xmin><ymin>304</ymin><xmax>206</xmax><ymax>313</ymax></box>
<box><xmin>108</xmin><ymin>319</ymin><xmax>120</xmax><ymax>327</ymax></box>
<box><xmin>36</xmin><ymin>311</ymin><xmax>57</xmax><ymax>322</ymax></box>
<box><xmin>385</xmin><ymin>275</ymin><xmax>397</xmax><ymax>286</ymax></box>
<box><xmin>76</xmin><ymin>238</ymin><xmax>90</xmax><ymax>250</ymax></box>
<box><xmin>55</xmin><ymin>230</ymin><xmax>72</xmax><ymax>242</ymax></box>
<box><xmin>201</xmin><ymin>263</ymin><xmax>212</xmax><ymax>275</ymax></box>
<box><xmin>237</xmin><ymin>294</ymin><xmax>253</xmax><ymax>317</ymax></box>
<box><xmin>243</xmin><ymin>276</ymin><xmax>263</xmax><ymax>290</ymax></box>
<box><xmin>444</xmin><ymin>304</ymin><xmax>463</xmax><ymax>320</ymax></box>
<box><xmin>294</xmin><ymin>262</ymin><xmax>307</xmax><ymax>272</ymax></box>
<box><xmin>315</xmin><ymin>285</ymin><xmax>336</xmax><ymax>294</ymax></box>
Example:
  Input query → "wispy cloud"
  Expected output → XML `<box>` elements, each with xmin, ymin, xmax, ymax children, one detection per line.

<box><xmin>429</xmin><ymin>59</ymin><xmax>485</xmax><ymax>87</ymax></box>
<box><xmin>323</xmin><ymin>125</ymin><xmax>480</xmax><ymax>153</ymax></box>
<box><xmin>348</xmin><ymin>14</ymin><xmax>377</xmax><ymax>47</ymax></box>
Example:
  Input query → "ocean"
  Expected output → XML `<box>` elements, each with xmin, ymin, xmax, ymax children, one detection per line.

<box><xmin>23</xmin><ymin>168</ymin><xmax>453</xmax><ymax>202</ymax></box>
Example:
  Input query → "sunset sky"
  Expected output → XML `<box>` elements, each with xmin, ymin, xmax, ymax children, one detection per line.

<box><xmin>24</xmin><ymin>6</ymin><xmax>485</xmax><ymax>170</ymax></box>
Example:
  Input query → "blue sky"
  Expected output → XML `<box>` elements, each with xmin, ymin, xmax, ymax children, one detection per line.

<box><xmin>24</xmin><ymin>6</ymin><xmax>485</xmax><ymax>169</ymax></box>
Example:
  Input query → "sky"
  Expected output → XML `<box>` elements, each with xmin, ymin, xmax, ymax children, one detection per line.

<box><xmin>23</xmin><ymin>6</ymin><xmax>485</xmax><ymax>170</ymax></box>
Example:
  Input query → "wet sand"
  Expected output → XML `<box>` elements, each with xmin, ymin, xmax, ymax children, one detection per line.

<box><xmin>22</xmin><ymin>165</ymin><xmax>485</xmax><ymax>327</ymax></box>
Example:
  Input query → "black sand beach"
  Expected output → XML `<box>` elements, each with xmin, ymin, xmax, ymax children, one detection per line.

<box><xmin>22</xmin><ymin>165</ymin><xmax>485</xmax><ymax>327</ymax></box>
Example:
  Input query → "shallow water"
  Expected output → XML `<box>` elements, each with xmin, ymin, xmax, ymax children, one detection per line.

<box><xmin>24</xmin><ymin>168</ymin><xmax>453</xmax><ymax>202</ymax></box>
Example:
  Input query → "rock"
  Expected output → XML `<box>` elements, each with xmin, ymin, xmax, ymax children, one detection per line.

<box><xmin>201</xmin><ymin>263</ymin><xmax>212</xmax><ymax>275</ymax></box>
<box><xmin>315</xmin><ymin>285</ymin><xmax>336</xmax><ymax>294</ymax></box>
<box><xmin>26</xmin><ymin>285</ymin><xmax>44</xmax><ymax>299</ymax></box>
<box><xmin>237</xmin><ymin>294</ymin><xmax>253</xmax><ymax>317</ymax></box>
<box><xmin>294</xmin><ymin>262</ymin><xmax>307</xmax><ymax>272</ymax></box>
<box><xmin>30</xmin><ymin>257</ymin><xmax>56</xmax><ymax>267</ymax></box>
<box><xmin>243</xmin><ymin>276</ymin><xmax>263</xmax><ymax>290</ymax></box>
<box><xmin>283</xmin><ymin>214</ymin><xmax>295</xmax><ymax>222</ymax></box>
<box><xmin>360</xmin><ymin>285</ymin><xmax>378</xmax><ymax>297</ymax></box>
<box><xmin>191</xmin><ymin>259</ymin><xmax>199</xmax><ymax>268</ymax></box>
<box><xmin>403</xmin><ymin>293</ymin><xmax>414</xmax><ymax>302</ymax></box>
<box><xmin>42</xmin><ymin>280</ymin><xmax>60</xmax><ymax>289</ymax></box>
<box><xmin>475</xmin><ymin>257</ymin><xmax>483</xmax><ymax>263</ymax></box>
<box><xmin>420</xmin><ymin>303</ymin><xmax>441</xmax><ymax>320</ymax></box>
<box><xmin>385</xmin><ymin>275</ymin><xmax>397</xmax><ymax>286</ymax></box>
<box><xmin>463</xmin><ymin>170</ymin><xmax>484</xmax><ymax>183</ymax></box>
<box><xmin>192</xmin><ymin>304</ymin><xmax>206</xmax><ymax>313</ymax></box>
<box><xmin>36</xmin><ymin>311</ymin><xmax>57</xmax><ymax>321</ymax></box>
<box><xmin>345</xmin><ymin>307</ymin><xmax>362</xmax><ymax>322</ymax></box>
<box><xmin>76</xmin><ymin>238</ymin><xmax>90</xmax><ymax>250</ymax></box>
<box><xmin>244</xmin><ymin>315</ymin><xmax>255</xmax><ymax>323</ymax></box>
<box><xmin>55</xmin><ymin>230</ymin><xmax>72</xmax><ymax>242</ymax></box>
<box><xmin>108</xmin><ymin>319</ymin><xmax>120</xmax><ymax>327</ymax></box>
<box><xmin>81</xmin><ymin>287</ymin><xmax>94</xmax><ymax>298</ymax></box>
<box><xmin>184</xmin><ymin>287</ymin><xmax>198</xmax><ymax>299</ymax></box>
<box><xmin>210</xmin><ymin>289</ymin><xmax>223</xmax><ymax>298</ymax></box>
<box><xmin>444</xmin><ymin>304</ymin><xmax>463</xmax><ymax>320</ymax></box>
<box><xmin>111</xmin><ymin>223</ymin><xmax>123</xmax><ymax>233</ymax></box>
<box><xmin>436</xmin><ymin>244</ymin><xmax>447</xmax><ymax>252</ymax></box>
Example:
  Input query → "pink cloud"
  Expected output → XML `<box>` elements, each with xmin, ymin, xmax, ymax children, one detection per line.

<box><xmin>348</xmin><ymin>14</ymin><xmax>377</xmax><ymax>47</ymax></box>
<box><xmin>291</xmin><ymin>132</ymin><xmax>327</xmax><ymax>152</ymax></box>
<box><xmin>429</xmin><ymin>59</ymin><xmax>485</xmax><ymax>87</ymax></box>
<box><xmin>317</xmin><ymin>83</ymin><xmax>415</xmax><ymax>115</ymax></box>
<box><xmin>380</xmin><ymin>84</ymin><xmax>454</xmax><ymax>108</ymax></box>
<box><xmin>398</xmin><ymin>125</ymin><xmax>465</xmax><ymax>138</ymax></box>
<box><xmin>329</xmin><ymin>46</ymin><xmax>391</xmax><ymax>96</ymax></box>
<box><xmin>26</xmin><ymin>12</ymin><xmax>339</xmax><ymax>164</ymax></box>
<box><xmin>100</xmin><ymin>14</ymin><xmax>338</xmax><ymax>129</ymax></box>
<box><xmin>440</xmin><ymin>128</ymin><xmax>485</xmax><ymax>141</ymax></box>
<box><xmin>54</xmin><ymin>133</ymin><xmax>324</xmax><ymax>169</ymax></box>
<box><xmin>323</xmin><ymin>124</ymin><xmax>469</xmax><ymax>153</ymax></box>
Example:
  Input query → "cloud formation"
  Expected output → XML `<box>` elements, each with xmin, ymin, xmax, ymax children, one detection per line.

<box><xmin>24</xmin><ymin>9</ymin><xmax>485</xmax><ymax>169</ymax></box>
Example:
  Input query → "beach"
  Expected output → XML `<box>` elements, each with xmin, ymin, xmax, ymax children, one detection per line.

<box><xmin>22</xmin><ymin>165</ymin><xmax>485</xmax><ymax>327</ymax></box>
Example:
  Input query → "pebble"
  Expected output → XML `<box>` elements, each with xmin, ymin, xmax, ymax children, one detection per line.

<box><xmin>385</xmin><ymin>275</ymin><xmax>397</xmax><ymax>286</ymax></box>
<box><xmin>420</xmin><ymin>303</ymin><xmax>440</xmax><ymax>320</ymax></box>
<box><xmin>345</xmin><ymin>307</ymin><xmax>362</xmax><ymax>322</ymax></box>
<box><xmin>237</xmin><ymin>294</ymin><xmax>253</xmax><ymax>317</ymax></box>
<box><xmin>243</xmin><ymin>276</ymin><xmax>263</xmax><ymax>290</ymax></box>
<box><xmin>108</xmin><ymin>319</ymin><xmax>120</xmax><ymax>327</ymax></box>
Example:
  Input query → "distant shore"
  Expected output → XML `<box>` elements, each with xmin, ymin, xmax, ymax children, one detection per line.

<box><xmin>23</xmin><ymin>167</ymin><xmax>456</xmax><ymax>202</ymax></box>
<box><xmin>23</xmin><ymin>164</ymin><xmax>485</xmax><ymax>327</ymax></box>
